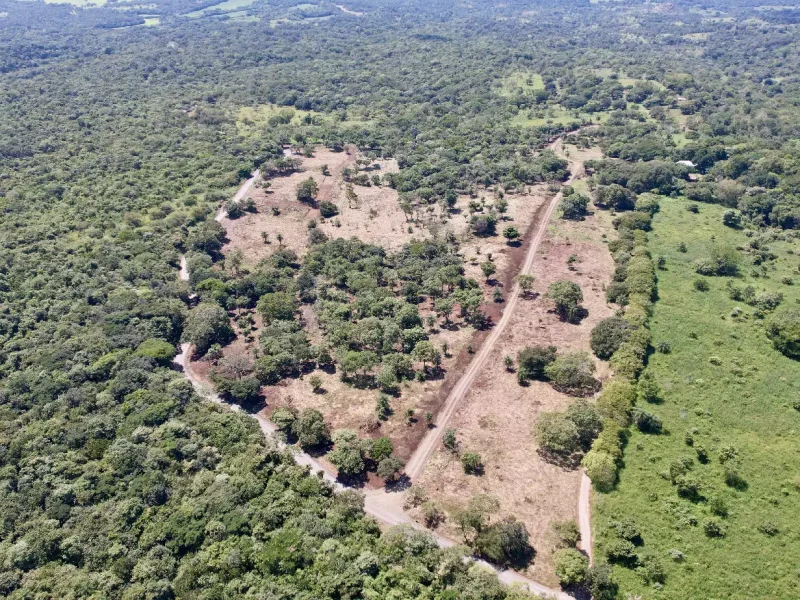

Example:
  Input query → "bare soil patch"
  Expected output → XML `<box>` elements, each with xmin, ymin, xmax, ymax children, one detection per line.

<box><xmin>414</xmin><ymin>166</ymin><xmax>617</xmax><ymax>586</ymax></box>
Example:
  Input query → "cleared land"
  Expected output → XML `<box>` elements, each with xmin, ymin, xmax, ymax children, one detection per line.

<box><xmin>414</xmin><ymin>143</ymin><xmax>616</xmax><ymax>586</ymax></box>
<box><xmin>215</xmin><ymin>144</ymin><xmax>554</xmax><ymax>466</ymax></box>
<box><xmin>595</xmin><ymin>199</ymin><xmax>800</xmax><ymax>599</ymax></box>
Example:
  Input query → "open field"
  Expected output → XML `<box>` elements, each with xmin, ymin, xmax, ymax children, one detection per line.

<box><xmin>414</xmin><ymin>144</ymin><xmax>617</xmax><ymax>586</ymax></box>
<box><xmin>595</xmin><ymin>199</ymin><xmax>800</xmax><ymax>599</ymax></box>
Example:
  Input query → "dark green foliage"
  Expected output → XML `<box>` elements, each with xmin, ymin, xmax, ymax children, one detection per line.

<box><xmin>546</xmin><ymin>280</ymin><xmax>585</xmax><ymax>322</ymax></box>
<box><xmin>293</xmin><ymin>408</ymin><xmax>331</xmax><ymax>449</ymax></box>
<box><xmin>766</xmin><ymin>305</ymin><xmax>800</xmax><ymax>358</ymax></box>
<box><xmin>545</xmin><ymin>351</ymin><xmax>599</xmax><ymax>395</ymax></box>
<box><xmin>474</xmin><ymin>518</ymin><xmax>533</xmax><ymax>568</ymax></box>
<box><xmin>554</xmin><ymin>548</ymin><xmax>589</xmax><ymax>586</ymax></box>
<box><xmin>517</xmin><ymin>345</ymin><xmax>557</xmax><ymax>383</ymax></box>
<box><xmin>560</xmin><ymin>193</ymin><xmax>590</xmax><ymax>219</ymax></box>
<box><xmin>183</xmin><ymin>302</ymin><xmax>235</xmax><ymax>356</ymax></box>
<box><xmin>591</xmin><ymin>317</ymin><xmax>634</xmax><ymax>359</ymax></box>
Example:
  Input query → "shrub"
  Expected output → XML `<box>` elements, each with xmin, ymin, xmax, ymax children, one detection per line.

<box><xmin>590</xmin><ymin>317</ymin><xmax>633</xmax><ymax>359</ymax></box>
<box><xmin>370</xmin><ymin>437</ymin><xmax>394</xmax><ymax>462</ymax></box>
<box><xmin>605</xmin><ymin>281</ymin><xmax>629</xmax><ymax>305</ymax></box>
<box><xmin>319</xmin><ymin>200</ymin><xmax>339</xmax><ymax>218</ymax></box>
<box><xmin>461</xmin><ymin>452</ymin><xmax>484</xmax><ymax>475</ymax></box>
<box><xmin>704</xmin><ymin>518</ymin><xmax>726</xmax><ymax>538</ymax></box>
<box><xmin>766</xmin><ymin>305</ymin><xmax>800</xmax><ymax>359</ymax></box>
<box><xmin>546</xmin><ymin>280</ymin><xmax>584</xmax><ymax>322</ymax></box>
<box><xmin>421</xmin><ymin>501</ymin><xmax>445</xmax><ymax>528</ymax></box>
<box><xmin>583</xmin><ymin>450</ymin><xmax>617</xmax><ymax>492</ymax></box>
<box><xmin>695</xmin><ymin>244</ymin><xmax>740</xmax><ymax>276</ymax></box>
<box><xmin>257</xmin><ymin>291</ymin><xmax>297</xmax><ymax>324</ymax></box>
<box><xmin>328</xmin><ymin>429</ymin><xmax>367</xmax><ymax>477</ymax></box>
<box><xmin>182</xmin><ymin>302</ymin><xmax>235</xmax><ymax>356</ymax></box>
<box><xmin>553</xmin><ymin>548</ymin><xmax>589</xmax><ymax>586</ymax></box>
<box><xmin>443</xmin><ymin>428</ymin><xmax>458</xmax><ymax>452</ymax></box>
<box><xmin>565</xmin><ymin>399</ymin><xmax>603</xmax><ymax>450</ymax></box>
<box><xmin>637</xmin><ymin>372</ymin><xmax>661</xmax><ymax>403</ymax></box>
<box><xmin>722</xmin><ymin>209</ymin><xmax>741</xmax><ymax>228</ymax></box>
<box><xmin>377</xmin><ymin>457</ymin><xmax>405</xmax><ymax>481</ymax></box>
<box><xmin>517</xmin><ymin>345</ymin><xmax>557</xmax><ymax>383</ymax></box>
<box><xmin>296</xmin><ymin>177</ymin><xmax>319</xmax><ymax>203</ymax></box>
<box><xmin>632</xmin><ymin>408</ymin><xmax>663</xmax><ymax>433</ymax></box>
<box><xmin>595</xmin><ymin>184</ymin><xmax>636</xmax><ymax>211</ymax></box>
<box><xmin>693</xmin><ymin>278</ymin><xmax>709</xmax><ymax>291</ymax></box>
<box><xmin>535</xmin><ymin>413</ymin><xmax>580</xmax><ymax>456</ymax></box>
<box><xmin>545</xmin><ymin>351</ymin><xmax>599</xmax><ymax>395</ymax></box>
<box><xmin>553</xmin><ymin>519</ymin><xmax>581</xmax><ymax>548</ymax></box>
<box><xmin>270</xmin><ymin>406</ymin><xmax>298</xmax><ymax>433</ymax></box>
<box><xmin>590</xmin><ymin>422</ymin><xmax>623</xmax><ymax>461</ymax></box>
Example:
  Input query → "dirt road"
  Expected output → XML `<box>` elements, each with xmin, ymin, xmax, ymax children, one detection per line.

<box><xmin>215</xmin><ymin>168</ymin><xmax>260</xmax><ymax>222</ymax></box>
<box><xmin>404</xmin><ymin>137</ymin><xmax>580</xmax><ymax>481</ymax></box>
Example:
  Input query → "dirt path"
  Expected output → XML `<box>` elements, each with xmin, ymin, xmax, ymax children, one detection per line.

<box><xmin>215</xmin><ymin>168</ymin><xmax>260</xmax><ymax>222</ymax></box>
<box><xmin>404</xmin><ymin>138</ymin><xmax>579</xmax><ymax>481</ymax></box>
<box><xmin>578</xmin><ymin>473</ymin><xmax>593</xmax><ymax>564</ymax></box>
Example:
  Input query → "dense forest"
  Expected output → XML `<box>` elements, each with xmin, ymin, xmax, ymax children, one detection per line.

<box><xmin>1</xmin><ymin>0</ymin><xmax>799</xmax><ymax>598</ymax></box>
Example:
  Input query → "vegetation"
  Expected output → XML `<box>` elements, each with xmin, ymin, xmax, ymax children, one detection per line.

<box><xmin>2</xmin><ymin>0</ymin><xmax>800</xmax><ymax>597</ymax></box>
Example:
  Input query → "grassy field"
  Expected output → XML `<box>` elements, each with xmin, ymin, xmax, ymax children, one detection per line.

<box><xmin>184</xmin><ymin>0</ymin><xmax>254</xmax><ymax>18</ymax></box>
<box><xmin>594</xmin><ymin>199</ymin><xmax>800</xmax><ymax>599</ymax></box>
<box><xmin>499</xmin><ymin>71</ymin><xmax>546</xmax><ymax>97</ymax></box>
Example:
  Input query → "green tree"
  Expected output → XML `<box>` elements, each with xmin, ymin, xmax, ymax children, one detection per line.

<box><xmin>293</xmin><ymin>408</ymin><xmax>330</xmax><ymax>449</ymax></box>
<box><xmin>134</xmin><ymin>338</ymin><xmax>177</xmax><ymax>366</ymax></box>
<box><xmin>296</xmin><ymin>177</ymin><xmax>319</xmax><ymax>204</ymax></box>
<box><xmin>480</xmin><ymin>261</ymin><xmax>497</xmax><ymax>281</ymax></box>
<box><xmin>182</xmin><ymin>302</ymin><xmax>234</xmax><ymax>356</ymax></box>
<box><xmin>535</xmin><ymin>413</ymin><xmax>579</xmax><ymax>456</ymax></box>
<box><xmin>502</xmin><ymin>226</ymin><xmax>521</xmax><ymax>243</ymax></box>
<box><xmin>590</xmin><ymin>317</ymin><xmax>633</xmax><ymax>359</ymax></box>
<box><xmin>517</xmin><ymin>345</ymin><xmax>557</xmax><ymax>383</ymax></box>
<box><xmin>257</xmin><ymin>291</ymin><xmax>297</xmax><ymax>324</ymax></box>
<box><xmin>554</xmin><ymin>548</ymin><xmax>589</xmax><ymax>586</ymax></box>
<box><xmin>328</xmin><ymin>429</ymin><xmax>367</xmax><ymax>477</ymax></box>
<box><xmin>582</xmin><ymin>450</ymin><xmax>617</xmax><ymax>492</ymax></box>
<box><xmin>544</xmin><ymin>352</ymin><xmax>598</xmax><ymax>394</ymax></box>
<box><xmin>546</xmin><ymin>280</ymin><xmax>584</xmax><ymax>322</ymax></box>
<box><xmin>559</xmin><ymin>192</ymin><xmax>589</xmax><ymax>219</ymax></box>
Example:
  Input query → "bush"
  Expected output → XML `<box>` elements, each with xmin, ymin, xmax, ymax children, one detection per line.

<box><xmin>695</xmin><ymin>244</ymin><xmax>740</xmax><ymax>276</ymax></box>
<box><xmin>546</xmin><ymin>280</ymin><xmax>584</xmax><ymax>322</ymax></box>
<box><xmin>535</xmin><ymin>413</ymin><xmax>580</xmax><ymax>456</ymax></box>
<box><xmin>565</xmin><ymin>399</ymin><xmax>603</xmax><ymax>450</ymax></box>
<box><xmin>597</xmin><ymin>380</ymin><xmax>636</xmax><ymax>426</ymax></box>
<box><xmin>583</xmin><ymin>450</ymin><xmax>617</xmax><ymax>492</ymax></box>
<box><xmin>328</xmin><ymin>429</ymin><xmax>367</xmax><ymax>477</ymax></box>
<box><xmin>270</xmin><ymin>406</ymin><xmax>298</xmax><ymax>433</ymax></box>
<box><xmin>590</xmin><ymin>422</ymin><xmax>623</xmax><ymax>461</ymax></box>
<box><xmin>595</xmin><ymin>184</ymin><xmax>636</xmax><ymax>211</ymax></box>
<box><xmin>545</xmin><ymin>352</ymin><xmax>599</xmax><ymax>395</ymax></box>
<box><xmin>553</xmin><ymin>548</ymin><xmax>589</xmax><ymax>586</ymax></box>
<box><xmin>722</xmin><ymin>209</ymin><xmax>741</xmax><ymax>228</ymax></box>
<box><xmin>553</xmin><ymin>520</ymin><xmax>581</xmax><ymax>548</ymax></box>
<box><xmin>693</xmin><ymin>278</ymin><xmax>709</xmax><ymax>291</ymax></box>
<box><xmin>632</xmin><ymin>408</ymin><xmax>662</xmax><ymax>433</ymax></box>
<box><xmin>704</xmin><ymin>518</ymin><xmax>727</xmax><ymax>538</ymax></box>
<box><xmin>605</xmin><ymin>281</ymin><xmax>629</xmax><ymax>305</ymax></box>
<box><xmin>766</xmin><ymin>305</ymin><xmax>800</xmax><ymax>358</ymax></box>
<box><xmin>590</xmin><ymin>317</ymin><xmax>633</xmax><ymax>359</ymax></box>
<box><xmin>319</xmin><ymin>200</ymin><xmax>339</xmax><ymax>218</ymax></box>
<box><xmin>517</xmin><ymin>345</ymin><xmax>557</xmax><ymax>383</ymax></box>
<box><xmin>461</xmin><ymin>452</ymin><xmax>484</xmax><ymax>475</ymax></box>
<box><xmin>182</xmin><ymin>302</ymin><xmax>235</xmax><ymax>356</ymax></box>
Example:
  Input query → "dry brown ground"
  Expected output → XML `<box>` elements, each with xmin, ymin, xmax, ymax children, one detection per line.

<box><xmin>210</xmin><ymin>145</ymin><xmax>555</xmax><ymax>467</ymax></box>
<box><xmin>413</xmin><ymin>145</ymin><xmax>616</xmax><ymax>586</ymax></box>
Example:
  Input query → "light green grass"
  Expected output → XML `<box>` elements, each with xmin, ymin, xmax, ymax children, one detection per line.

<box><xmin>499</xmin><ymin>71</ymin><xmax>545</xmax><ymax>97</ymax></box>
<box><xmin>43</xmin><ymin>0</ymin><xmax>107</xmax><ymax>6</ymax></box>
<box><xmin>511</xmin><ymin>104</ymin><xmax>610</xmax><ymax>128</ymax></box>
<box><xmin>236</xmin><ymin>104</ymin><xmax>327</xmax><ymax>136</ymax></box>
<box><xmin>595</xmin><ymin>199</ymin><xmax>800</xmax><ymax>599</ymax></box>
<box><xmin>184</xmin><ymin>0</ymin><xmax>254</xmax><ymax>18</ymax></box>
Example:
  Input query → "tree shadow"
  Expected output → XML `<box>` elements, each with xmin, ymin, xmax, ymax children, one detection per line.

<box><xmin>385</xmin><ymin>474</ymin><xmax>412</xmax><ymax>493</ymax></box>
<box><xmin>536</xmin><ymin>449</ymin><xmax>582</xmax><ymax>470</ymax></box>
